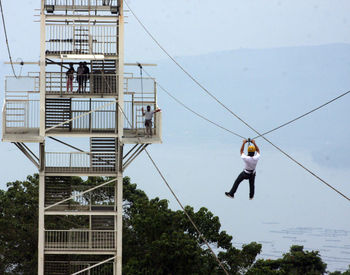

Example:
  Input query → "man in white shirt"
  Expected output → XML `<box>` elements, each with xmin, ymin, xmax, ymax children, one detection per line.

<box><xmin>142</xmin><ymin>105</ymin><xmax>161</xmax><ymax>137</ymax></box>
<box><xmin>225</xmin><ymin>139</ymin><xmax>260</xmax><ymax>200</ymax></box>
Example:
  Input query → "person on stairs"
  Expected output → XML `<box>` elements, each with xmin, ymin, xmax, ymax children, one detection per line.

<box><xmin>225</xmin><ymin>139</ymin><xmax>260</xmax><ymax>200</ymax></box>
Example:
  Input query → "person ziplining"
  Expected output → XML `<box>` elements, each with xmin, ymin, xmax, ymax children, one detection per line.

<box><xmin>225</xmin><ymin>139</ymin><xmax>260</xmax><ymax>200</ymax></box>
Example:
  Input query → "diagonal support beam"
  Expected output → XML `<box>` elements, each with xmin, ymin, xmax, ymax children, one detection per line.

<box><xmin>123</xmin><ymin>144</ymin><xmax>149</xmax><ymax>171</ymax></box>
<box><xmin>48</xmin><ymin>136</ymin><xmax>113</xmax><ymax>166</ymax></box>
<box><xmin>13</xmin><ymin>142</ymin><xmax>39</xmax><ymax>168</ymax></box>
<box><xmin>123</xmin><ymin>144</ymin><xmax>138</xmax><ymax>160</ymax></box>
<box><xmin>71</xmin><ymin>256</ymin><xmax>117</xmax><ymax>275</ymax></box>
<box><xmin>44</xmin><ymin>178</ymin><xmax>117</xmax><ymax>211</ymax></box>
<box><xmin>21</xmin><ymin>143</ymin><xmax>39</xmax><ymax>161</ymax></box>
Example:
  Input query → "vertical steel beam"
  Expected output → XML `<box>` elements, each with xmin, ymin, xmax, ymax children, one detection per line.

<box><xmin>38</xmin><ymin>2</ymin><xmax>46</xmax><ymax>274</ymax></box>
<box><xmin>117</xmin><ymin>0</ymin><xmax>124</xmax><ymax>137</ymax></box>
<box><xmin>116</xmin><ymin>2</ymin><xmax>124</xmax><ymax>272</ymax></box>
<box><xmin>38</xmin><ymin>172</ymin><xmax>45</xmax><ymax>275</ymax></box>
<box><xmin>39</xmin><ymin>0</ymin><xmax>46</xmax><ymax>137</ymax></box>
<box><xmin>116</xmin><ymin>141</ymin><xmax>123</xmax><ymax>275</ymax></box>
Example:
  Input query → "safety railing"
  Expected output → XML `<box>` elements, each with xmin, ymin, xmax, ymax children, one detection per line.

<box><xmin>45</xmin><ymin>184</ymin><xmax>115</xmax><ymax>210</ymax></box>
<box><xmin>5</xmin><ymin>74</ymin><xmax>40</xmax><ymax>97</ymax></box>
<box><xmin>45</xmin><ymin>0</ymin><xmax>118</xmax><ymax>8</ymax></box>
<box><xmin>46</xmin><ymin>72</ymin><xmax>117</xmax><ymax>95</ymax></box>
<box><xmin>45</xmin><ymin>99</ymin><xmax>117</xmax><ymax>133</ymax></box>
<box><xmin>3</xmin><ymin>100</ymin><xmax>40</xmax><ymax>129</ymax></box>
<box><xmin>45</xmin><ymin>230</ymin><xmax>116</xmax><ymax>250</ymax></box>
<box><xmin>45</xmin><ymin>261</ymin><xmax>114</xmax><ymax>275</ymax></box>
<box><xmin>46</xmin><ymin>24</ymin><xmax>117</xmax><ymax>56</ymax></box>
<box><xmin>45</xmin><ymin>152</ymin><xmax>116</xmax><ymax>173</ymax></box>
<box><xmin>123</xmin><ymin>76</ymin><xmax>157</xmax><ymax>128</ymax></box>
<box><xmin>2</xmin><ymin>73</ymin><xmax>161</xmax><ymax>141</ymax></box>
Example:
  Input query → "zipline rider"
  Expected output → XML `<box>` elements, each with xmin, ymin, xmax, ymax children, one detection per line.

<box><xmin>225</xmin><ymin>139</ymin><xmax>260</xmax><ymax>200</ymax></box>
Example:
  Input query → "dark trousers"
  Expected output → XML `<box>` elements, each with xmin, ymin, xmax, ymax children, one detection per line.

<box><xmin>229</xmin><ymin>171</ymin><xmax>256</xmax><ymax>198</ymax></box>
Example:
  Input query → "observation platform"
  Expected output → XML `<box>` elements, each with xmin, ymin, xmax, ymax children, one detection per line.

<box><xmin>44</xmin><ymin>0</ymin><xmax>120</xmax><ymax>14</ymax></box>
<box><xmin>45</xmin><ymin>229</ymin><xmax>116</xmax><ymax>254</ymax></box>
<box><xmin>2</xmin><ymin>74</ymin><xmax>162</xmax><ymax>144</ymax></box>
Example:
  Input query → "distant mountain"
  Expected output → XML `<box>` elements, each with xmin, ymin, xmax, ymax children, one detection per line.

<box><xmin>147</xmin><ymin>44</ymin><xmax>350</xmax><ymax>167</ymax></box>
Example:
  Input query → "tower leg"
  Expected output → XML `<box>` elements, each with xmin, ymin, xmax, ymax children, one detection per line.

<box><xmin>38</xmin><ymin>173</ymin><xmax>45</xmax><ymax>275</ymax></box>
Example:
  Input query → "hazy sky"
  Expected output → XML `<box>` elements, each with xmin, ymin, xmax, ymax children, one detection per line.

<box><xmin>1</xmin><ymin>0</ymin><xmax>350</xmax><ymax>61</ymax></box>
<box><xmin>1</xmin><ymin>0</ymin><xmax>350</xmax><ymax>272</ymax></box>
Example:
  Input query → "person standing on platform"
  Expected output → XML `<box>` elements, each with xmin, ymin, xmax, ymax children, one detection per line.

<box><xmin>142</xmin><ymin>105</ymin><xmax>161</xmax><ymax>137</ymax></box>
<box><xmin>66</xmin><ymin>63</ymin><xmax>75</xmax><ymax>93</ymax></box>
<box><xmin>76</xmin><ymin>62</ymin><xmax>84</xmax><ymax>93</ymax></box>
<box><xmin>82</xmin><ymin>62</ymin><xmax>90</xmax><ymax>93</ymax></box>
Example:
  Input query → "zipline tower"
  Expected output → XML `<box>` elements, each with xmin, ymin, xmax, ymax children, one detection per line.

<box><xmin>2</xmin><ymin>0</ymin><xmax>162</xmax><ymax>274</ymax></box>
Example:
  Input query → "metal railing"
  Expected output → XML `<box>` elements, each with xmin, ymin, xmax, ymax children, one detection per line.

<box><xmin>46</xmin><ymin>72</ymin><xmax>117</xmax><ymax>95</ymax></box>
<box><xmin>45</xmin><ymin>261</ymin><xmax>114</xmax><ymax>275</ymax></box>
<box><xmin>45</xmin><ymin>0</ymin><xmax>118</xmax><ymax>7</ymax></box>
<box><xmin>45</xmin><ymin>185</ymin><xmax>115</xmax><ymax>210</ymax></box>
<box><xmin>3</xmin><ymin>100</ymin><xmax>40</xmax><ymax>129</ymax></box>
<box><xmin>45</xmin><ymin>152</ymin><xmax>116</xmax><ymax>173</ymax></box>
<box><xmin>5</xmin><ymin>74</ymin><xmax>40</xmax><ymax>96</ymax></box>
<box><xmin>45</xmin><ymin>230</ymin><xmax>116</xmax><ymax>250</ymax></box>
<box><xmin>2</xmin><ymin>73</ymin><xmax>161</xmax><ymax>140</ymax></box>
<box><xmin>46</xmin><ymin>24</ymin><xmax>117</xmax><ymax>56</ymax></box>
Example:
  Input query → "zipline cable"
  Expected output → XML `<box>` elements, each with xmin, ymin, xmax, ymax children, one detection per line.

<box><xmin>0</xmin><ymin>0</ymin><xmax>17</xmax><ymax>78</ymax></box>
<box><xmin>125</xmin><ymin>1</ymin><xmax>350</xmax><ymax>202</ymax></box>
<box><xmin>117</xmin><ymin>100</ymin><xmax>230</xmax><ymax>275</ymax></box>
<box><xmin>144</xmin><ymin>148</ymin><xmax>230</xmax><ymax>275</ymax></box>
<box><xmin>143</xmin><ymin>66</ymin><xmax>350</xmax><ymax>141</ymax></box>
<box><xmin>141</xmin><ymin>67</ymin><xmax>245</xmax><ymax>139</ymax></box>
<box><xmin>94</xmin><ymin>71</ymin><xmax>230</xmax><ymax>274</ymax></box>
<box><xmin>252</xmin><ymin>90</ymin><xmax>350</xmax><ymax>140</ymax></box>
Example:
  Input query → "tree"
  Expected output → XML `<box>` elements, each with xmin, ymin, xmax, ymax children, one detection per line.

<box><xmin>0</xmin><ymin>174</ymin><xmax>345</xmax><ymax>274</ymax></box>
<box><xmin>0</xmin><ymin>174</ymin><xmax>39</xmax><ymax>274</ymax></box>
<box><xmin>247</xmin><ymin>245</ymin><xmax>327</xmax><ymax>275</ymax></box>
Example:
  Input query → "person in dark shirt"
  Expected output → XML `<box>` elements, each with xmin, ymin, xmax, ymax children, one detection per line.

<box><xmin>66</xmin><ymin>63</ymin><xmax>75</xmax><ymax>93</ymax></box>
<box><xmin>82</xmin><ymin>62</ymin><xmax>90</xmax><ymax>93</ymax></box>
<box><xmin>76</xmin><ymin>62</ymin><xmax>84</xmax><ymax>93</ymax></box>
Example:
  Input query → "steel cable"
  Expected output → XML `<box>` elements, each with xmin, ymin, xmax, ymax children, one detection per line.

<box><xmin>0</xmin><ymin>0</ymin><xmax>17</xmax><ymax>78</ymax></box>
<box><xmin>125</xmin><ymin>1</ymin><xmax>350</xmax><ymax>202</ymax></box>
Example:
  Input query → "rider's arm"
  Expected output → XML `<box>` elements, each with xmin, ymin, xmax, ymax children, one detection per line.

<box><xmin>240</xmin><ymin>139</ymin><xmax>247</xmax><ymax>155</ymax></box>
<box><xmin>251</xmin><ymin>140</ymin><xmax>260</xmax><ymax>154</ymax></box>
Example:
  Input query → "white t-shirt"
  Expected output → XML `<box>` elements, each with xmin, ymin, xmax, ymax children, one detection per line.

<box><xmin>241</xmin><ymin>152</ymin><xmax>260</xmax><ymax>173</ymax></box>
<box><xmin>144</xmin><ymin>110</ymin><xmax>155</xmax><ymax>120</ymax></box>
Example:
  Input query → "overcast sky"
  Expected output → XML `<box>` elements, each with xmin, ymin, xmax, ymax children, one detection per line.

<box><xmin>1</xmin><ymin>0</ymin><xmax>350</xmax><ymax>272</ymax></box>
<box><xmin>1</xmin><ymin>0</ymin><xmax>350</xmax><ymax>61</ymax></box>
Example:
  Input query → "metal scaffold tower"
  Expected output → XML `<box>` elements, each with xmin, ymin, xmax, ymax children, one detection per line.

<box><xmin>2</xmin><ymin>0</ymin><xmax>162</xmax><ymax>274</ymax></box>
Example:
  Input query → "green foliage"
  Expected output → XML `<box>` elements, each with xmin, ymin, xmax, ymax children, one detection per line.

<box><xmin>329</xmin><ymin>265</ymin><xmax>350</xmax><ymax>275</ymax></box>
<box><xmin>0</xmin><ymin>174</ymin><xmax>39</xmax><ymax>275</ymax></box>
<box><xmin>0</xmin><ymin>174</ymin><xmax>345</xmax><ymax>275</ymax></box>
<box><xmin>247</xmin><ymin>245</ymin><xmax>327</xmax><ymax>275</ymax></box>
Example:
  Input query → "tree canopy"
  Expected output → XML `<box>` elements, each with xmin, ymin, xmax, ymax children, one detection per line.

<box><xmin>0</xmin><ymin>174</ymin><xmax>349</xmax><ymax>274</ymax></box>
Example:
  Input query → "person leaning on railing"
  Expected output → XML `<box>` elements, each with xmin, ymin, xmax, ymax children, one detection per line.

<box><xmin>66</xmin><ymin>63</ymin><xmax>75</xmax><ymax>93</ymax></box>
